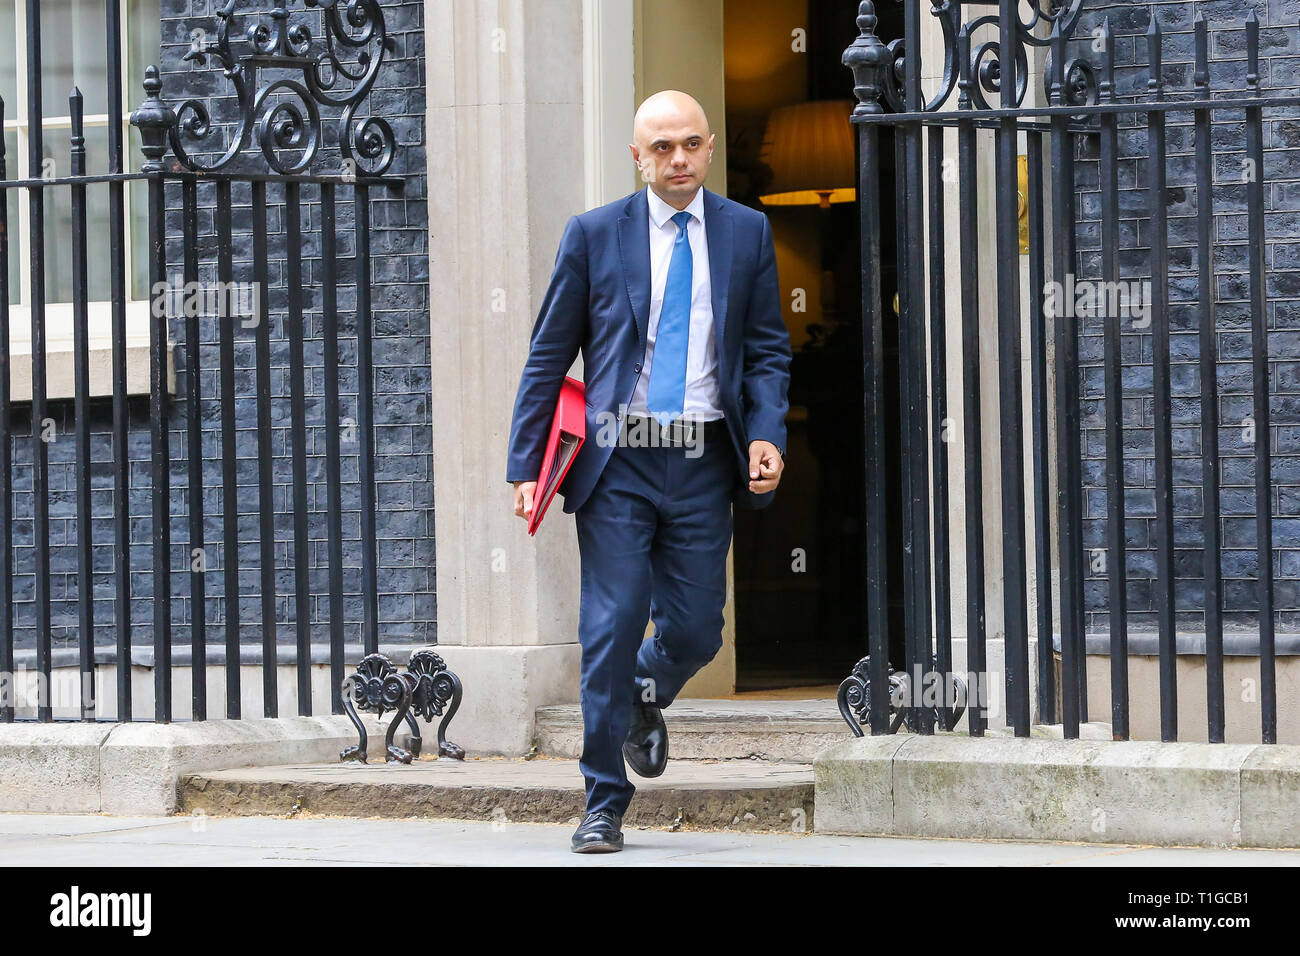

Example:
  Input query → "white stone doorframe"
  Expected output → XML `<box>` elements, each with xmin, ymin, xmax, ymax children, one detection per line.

<box><xmin>917</xmin><ymin>12</ymin><xmax>1059</xmax><ymax>672</ymax></box>
<box><xmin>426</xmin><ymin>0</ymin><xmax>590</xmax><ymax>756</ymax></box>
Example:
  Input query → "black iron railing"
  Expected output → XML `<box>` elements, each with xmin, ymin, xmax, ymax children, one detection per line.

<box><xmin>840</xmin><ymin>0</ymin><xmax>1293</xmax><ymax>744</ymax></box>
<box><xmin>0</xmin><ymin>0</ymin><xmax>405</xmax><ymax>723</ymax></box>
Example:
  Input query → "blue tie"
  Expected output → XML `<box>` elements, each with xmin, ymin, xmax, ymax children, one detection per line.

<box><xmin>647</xmin><ymin>210</ymin><xmax>693</xmax><ymax>426</ymax></box>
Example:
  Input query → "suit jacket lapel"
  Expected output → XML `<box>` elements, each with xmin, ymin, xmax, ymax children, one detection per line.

<box><xmin>617</xmin><ymin>189</ymin><xmax>651</xmax><ymax>349</ymax></box>
<box><xmin>704</xmin><ymin>188</ymin><xmax>732</xmax><ymax>359</ymax></box>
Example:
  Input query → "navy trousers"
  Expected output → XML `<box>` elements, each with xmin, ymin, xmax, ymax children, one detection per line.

<box><xmin>573</xmin><ymin>417</ymin><xmax>736</xmax><ymax>816</ymax></box>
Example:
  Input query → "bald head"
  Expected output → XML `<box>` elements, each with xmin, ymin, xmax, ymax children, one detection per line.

<box><xmin>629</xmin><ymin>89</ymin><xmax>715</xmax><ymax>210</ymax></box>
<box><xmin>633</xmin><ymin>90</ymin><xmax>711</xmax><ymax>143</ymax></box>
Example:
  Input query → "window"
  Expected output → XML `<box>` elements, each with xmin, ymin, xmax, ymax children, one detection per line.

<box><xmin>1</xmin><ymin>0</ymin><xmax>160</xmax><ymax>399</ymax></box>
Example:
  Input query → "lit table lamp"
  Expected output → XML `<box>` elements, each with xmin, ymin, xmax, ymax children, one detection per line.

<box><xmin>758</xmin><ymin>99</ymin><xmax>857</xmax><ymax>209</ymax></box>
<box><xmin>758</xmin><ymin>100</ymin><xmax>857</xmax><ymax>341</ymax></box>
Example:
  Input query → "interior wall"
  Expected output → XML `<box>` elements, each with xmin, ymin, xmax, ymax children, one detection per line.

<box><xmin>634</xmin><ymin>0</ymin><xmax>728</xmax><ymax>196</ymax></box>
<box><xmin>723</xmin><ymin>0</ymin><xmax>819</xmax><ymax>351</ymax></box>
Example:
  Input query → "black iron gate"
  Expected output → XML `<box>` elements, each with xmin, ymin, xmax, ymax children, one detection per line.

<box><xmin>0</xmin><ymin>0</ymin><xmax>405</xmax><ymax>723</ymax></box>
<box><xmin>839</xmin><ymin>0</ymin><xmax>1293</xmax><ymax>744</ymax></box>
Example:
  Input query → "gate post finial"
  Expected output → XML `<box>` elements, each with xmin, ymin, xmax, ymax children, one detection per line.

<box><xmin>130</xmin><ymin>66</ymin><xmax>175</xmax><ymax>173</ymax></box>
<box><xmin>843</xmin><ymin>0</ymin><xmax>892</xmax><ymax>116</ymax></box>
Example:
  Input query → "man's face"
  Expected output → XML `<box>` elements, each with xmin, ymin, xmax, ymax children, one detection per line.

<box><xmin>631</xmin><ymin>116</ymin><xmax>714</xmax><ymax>207</ymax></box>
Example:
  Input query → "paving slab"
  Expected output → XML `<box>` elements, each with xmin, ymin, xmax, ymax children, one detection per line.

<box><xmin>0</xmin><ymin>814</ymin><xmax>177</xmax><ymax>836</ymax></box>
<box><xmin>1</xmin><ymin>812</ymin><xmax>1297</xmax><ymax>866</ymax></box>
<box><xmin>179</xmin><ymin>756</ymin><xmax>815</xmax><ymax>831</ymax></box>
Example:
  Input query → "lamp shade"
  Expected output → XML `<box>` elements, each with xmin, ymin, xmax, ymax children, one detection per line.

<box><xmin>758</xmin><ymin>99</ymin><xmax>857</xmax><ymax>207</ymax></box>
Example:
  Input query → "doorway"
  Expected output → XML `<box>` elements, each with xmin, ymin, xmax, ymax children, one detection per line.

<box><xmin>726</xmin><ymin>0</ymin><xmax>905</xmax><ymax>692</ymax></box>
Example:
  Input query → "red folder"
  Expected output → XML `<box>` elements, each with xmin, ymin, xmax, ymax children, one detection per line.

<box><xmin>527</xmin><ymin>376</ymin><xmax>586</xmax><ymax>535</ymax></box>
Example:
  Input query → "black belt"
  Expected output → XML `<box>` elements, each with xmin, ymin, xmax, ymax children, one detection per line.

<box><xmin>621</xmin><ymin>414</ymin><xmax>727</xmax><ymax>447</ymax></box>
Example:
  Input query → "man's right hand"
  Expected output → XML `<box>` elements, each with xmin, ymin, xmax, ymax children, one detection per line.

<box><xmin>513</xmin><ymin>480</ymin><xmax>537</xmax><ymax>520</ymax></box>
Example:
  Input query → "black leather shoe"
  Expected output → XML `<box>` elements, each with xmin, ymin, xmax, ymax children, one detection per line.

<box><xmin>623</xmin><ymin>700</ymin><xmax>668</xmax><ymax>778</ymax></box>
<box><xmin>570</xmin><ymin>810</ymin><xmax>623</xmax><ymax>853</ymax></box>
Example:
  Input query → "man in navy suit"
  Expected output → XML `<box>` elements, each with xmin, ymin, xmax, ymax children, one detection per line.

<box><xmin>506</xmin><ymin>90</ymin><xmax>791</xmax><ymax>852</ymax></box>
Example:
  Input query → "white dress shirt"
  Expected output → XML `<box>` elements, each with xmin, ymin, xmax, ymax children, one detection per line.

<box><xmin>627</xmin><ymin>186</ymin><xmax>724</xmax><ymax>422</ymax></box>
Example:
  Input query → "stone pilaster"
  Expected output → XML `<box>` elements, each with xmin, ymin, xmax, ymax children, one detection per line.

<box><xmin>424</xmin><ymin>0</ymin><xmax>589</xmax><ymax>752</ymax></box>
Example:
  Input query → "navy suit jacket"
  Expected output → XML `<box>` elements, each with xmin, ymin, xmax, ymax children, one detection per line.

<box><xmin>506</xmin><ymin>186</ymin><xmax>792</xmax><ymax>515</ymax></box>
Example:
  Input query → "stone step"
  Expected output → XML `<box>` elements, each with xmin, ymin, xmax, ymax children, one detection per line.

<box><xmin>179</xmin><ymin>756</ymin><xmax>814</xmax><ymax>832</ymax></box>
<box><xmin>535</xmin><ymin>698</ymin><xmax>850</xmax><ymax>763</ymax></box>
<box><xmin>815</xmin><ymin>733</ymin><xmax>1300</xmax><ymax>848</ymax></box>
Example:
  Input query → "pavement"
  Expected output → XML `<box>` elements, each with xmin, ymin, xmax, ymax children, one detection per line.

<box><xmin>2</xmin><ymin>812</ymin><xmax>1299</xmax><ymax>865</ymax></box>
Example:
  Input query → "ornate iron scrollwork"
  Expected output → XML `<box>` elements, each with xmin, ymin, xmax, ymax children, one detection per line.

<box><xmin>838</xmin><ymin>654</ymin><xmax>967</xmax><ymax>736</ymax></box>
<box><xmin>341</xmin><ymin>653</ymin><xmax>411</xmax><ymax>763</ymax></box>
<box><xmin>341</xmin><ymin>651</ymin><xmax>466</xmax><ymax>764</ymax></box>
<box><xmin>404</xmin><ymin>650</ymin><xmax>466</xmax><ymax>761</ymax></box>
<box><xmin>844</xmin><ymin>0</ymin><xmax>1097</xmax><ymax>115</ymax></box>
<box><xmin>167</xmin><ymin>0</ymin><xmax>396</xmax><ymax>174</ymax></box>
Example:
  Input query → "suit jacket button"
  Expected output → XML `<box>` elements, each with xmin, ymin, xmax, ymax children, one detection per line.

<box><xmin>633</xmin><ymin>363</ymin><xmax>642</xmax><ymax>372</ymax></box>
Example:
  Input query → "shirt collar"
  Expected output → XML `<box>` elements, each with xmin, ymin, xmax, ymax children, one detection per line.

<box><xmin>647</xmin><ymin>185</ymin><xmax>705</xmax><ymax>230</ymax></box>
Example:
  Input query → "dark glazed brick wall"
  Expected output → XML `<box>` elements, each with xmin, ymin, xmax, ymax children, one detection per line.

<box><xmin>8</xmin><ymin>0</ymin><xmax>433</xmax><ymax>652</ymax></box>
<box><xmin>1069</xmin><ymin>0</ymin><xmax>1299</xmax><ymax>634</ymax></box>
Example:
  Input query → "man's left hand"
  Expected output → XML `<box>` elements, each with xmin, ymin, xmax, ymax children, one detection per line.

<box><xmin>747</xmin><ymin>440</ymin><xmax>784</xmax><ymax>495</ymax></box>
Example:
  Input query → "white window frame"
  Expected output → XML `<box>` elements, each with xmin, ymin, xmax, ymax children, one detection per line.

<box><xmin>3</xmin><ymin>0</ymin><xmax>156</xmax><ymax>401</ymax></box>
